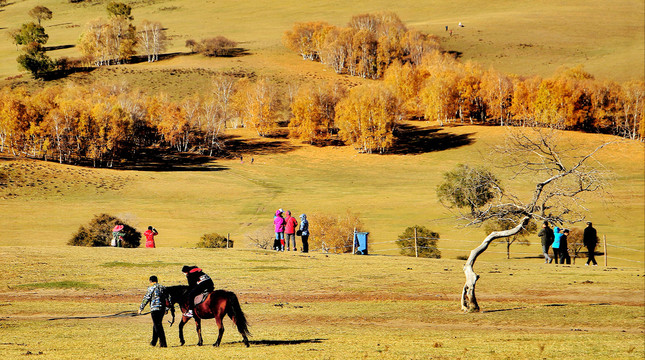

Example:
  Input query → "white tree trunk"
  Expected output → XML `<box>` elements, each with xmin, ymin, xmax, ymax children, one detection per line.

<box><xmin>461</xmin><ymin>216</ymin><xmax>530</xmax><ymax>312</ymax></box>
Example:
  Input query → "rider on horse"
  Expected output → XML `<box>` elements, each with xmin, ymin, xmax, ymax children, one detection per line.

<box><xmin>182</xmin><ymin>265</ymin><xmax>214</xmax><ymax>318</ymax></box>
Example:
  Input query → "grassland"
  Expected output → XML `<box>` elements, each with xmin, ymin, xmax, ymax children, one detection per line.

<box><xmin>0</xmin><ymin>0</ymin><xmax>643</xmax><ymax>85</ymax></box>
<box><xmin>0</xmin><ymin>246</ymin><xmax>643</xmax><ymax>359</ymax></box>
<box><xmin>1</xmin><ymin>123</ymin><xmax>643</xmax><ymax>268</ymax></box>
<box><xmin>0</xmin><ymin>1</ymin><xmax>643</xmax><ymax>358</ymax></box>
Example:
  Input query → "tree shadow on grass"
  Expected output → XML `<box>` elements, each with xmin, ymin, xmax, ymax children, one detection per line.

<box><xmin>223</xmin><ymin>134</ymin><xmax>299</xmax><ymax>156</ymax></box>
<box><xmin>116</xmin><ymin>148</ymin><xmax>228</xmax><ymax>172</ymax></box>
<box><xmin>387</xmin><ymin>123</ymin><xmax>475</xmax><ymax>155</ymax></box>
<box><xmin>246</xmin><ymin>339</ymin><xmax>326</xmax><ymax>346</ymax></box>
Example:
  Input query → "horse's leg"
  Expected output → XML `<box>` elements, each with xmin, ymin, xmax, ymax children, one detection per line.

<box><xmin>195</xmin><ymin>317</ymin><xmax>203</xmax><ymax>346</ymax></box>
<box><xmin>213</xmin><ymin>313</ymin><xmax>224</xmax><ymax>347</ymax></box>
<box><xmin>178</xmin><ymin>317</ymin><xmax>188</xmax><ymax>346</ymax></box>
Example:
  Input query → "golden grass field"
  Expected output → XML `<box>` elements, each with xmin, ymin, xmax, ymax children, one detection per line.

<box><xmin>0</xmin><ymin>0</ymin><xmax>643</xmax><ymax>83</ymax></box>
<box><xmin>0</xmin><ymin>1</ymin><xmax>644</xmax><ymax>359</ymax></box>
<box><xmin>0</xmin><ymin>247</ymin><xmax>643</xmax><ymax>359</ymax></box>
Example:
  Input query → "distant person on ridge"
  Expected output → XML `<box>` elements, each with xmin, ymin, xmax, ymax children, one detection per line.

<box><xmin>144</xmin><ymin>226</ymin><xmax>158</xmax><ymax>248</ymax></box>
<box><xmin>583</xmin><ymin>221</ymin><xmax>598</xmax><ymax>266</ymax></box>
<box><xmin>538</xmin><ymin>221</ymin><xmax>555</xmax><ymax>263</ymax></box>
<box><xmin>274</xmin><ymin>209</ymin><xmax>285</xmax><ymax>251</ymax></box>
<box><xmin>284</xmin><ymin>210</ymin><xmax>298</xmax><ymax>251</ymax></box>
<box><xmin>182</xmin><ymin>265</ymin><xmax>214</xmax><ymax>318</ymax></box>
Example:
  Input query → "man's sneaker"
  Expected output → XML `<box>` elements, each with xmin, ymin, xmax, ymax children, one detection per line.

<box><xmin>184</xmin><ymin>310</ymin><xmax>193</xmax><ymax>318</ymax></box>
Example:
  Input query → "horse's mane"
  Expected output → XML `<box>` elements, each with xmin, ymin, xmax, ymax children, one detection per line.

<box><xmin>165</xmin><ymin>285</ymin><xmax>189</xmax><ymax>303</ymax></box>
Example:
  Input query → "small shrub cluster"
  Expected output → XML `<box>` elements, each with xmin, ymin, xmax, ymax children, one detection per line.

<box><xmin>396</xmin><ymin>225</ymin><xmax>441</xmax><ymax>258</ymax></box>
<box><xmin>309</xmin><ymin>211</ymin><xmax>365</xmax><ymax>253</ymax></box>
<box><xmin>186</xmin><ymin>36</ymin><xmax>238</xmax><ymax>57</ymax></box>
<box><xmin>197</xmin><ymin>233</ymin><xmax>232</xmax><ymax>248</ymax></box>
<box><xmin>68</xmin><ymin>213</ymin><xmax>140</xmax><ymax>247</ymax></box>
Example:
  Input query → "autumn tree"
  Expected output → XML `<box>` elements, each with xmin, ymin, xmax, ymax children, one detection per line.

<box><xmin>437</xmin><ymin>128</ymin><xmax>610</xmax><ymax>312</ymax></box>
<box><xmin>480</xmin><ymin>68</ymin><xmax>513</xmax><ymax>125</ymax></box>
<box><xmin>138</xmin><ymin>20</ymin><xmax>167</xmax><ymax>62</ymax></box>
<box><xmin>335</xmin><ymin>84</ymin><xmax>397</xmax><ymax>153</ymax></box>
<box><xmin>289</xmin><ymin>82</ymin><xmax>345</xmax><ymax>143</ymax></box>
<box><xmin>28</xmin><ymin>6</ymin><xmax>53</xmax><ymax>25</ymax></box>
<box><xmin>235</xmin><ymin>77</ymin><xmax>281</xmax><ymax>136</ymax></box>
<box><xmin>308</xmin><ymin>211</ymin><xmax>366</xmax><ymax>253</ymax></box>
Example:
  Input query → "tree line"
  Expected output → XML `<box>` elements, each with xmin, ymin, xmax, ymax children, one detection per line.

<box><xmin>284</xmin><ymin>13</ymin><xmax>644</xmax><ymax>143</ymax></box>
<box><xmin>283</xmin><ymin>12</ymin><xmax>440</xmax><ymax>79</ymax></box>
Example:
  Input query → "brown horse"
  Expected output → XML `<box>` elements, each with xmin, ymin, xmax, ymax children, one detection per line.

<box><xmin>165</xmin><ymin>285</ymin><xmax>250</xmax><ymax>347</ymax></box>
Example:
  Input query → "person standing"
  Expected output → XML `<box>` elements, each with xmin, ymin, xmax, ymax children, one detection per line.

<box><xmin>182</xmin><ymin>265</ymin><xmax>214</xmax><ymax>318</ymax></box>
<box><xmin>538</xmin><ymin>221</ymin><xmax>555</xmax><ymax>263</ymax></box>
<box><xmin>559</xmin><ymin>229</ymin><xmax>571</xmax><ymax>264</ymax></box>
<box><xmin>552</xmin><ymin>226</ymin><xmax>563</xmax><ymax>263</ymax></box>
<box><xmin>138</xmin><ymin>275</ymin><xmax>168</xmax><ymax>348</ymax></box>
<box><xmin>284</xmin><ymin>211</ymin><xmax>298</xmax><ymax>251</ymax></box>
<box><xmin>274</xmin><ymin>209</ymin><xmax>285</xmax><ymax>251</ymax></box>
<box><xmin>144</xmin><ymin>226</ymin><xmax>158</xmax><ymax>248</ymax></box>
<box><xmin>583</xmin><ymin>221</ymin><xmax>598</xmax><ymax>266</ymax></box>
<box><xmin>299</xmin><ymin>213</ymin><xmax>309</xmax><ymax>253</ymax></box>
<box><xmin>112</xmin><ymin>224</ymin><xmax>125</xmax><ymax>247</ymax></box>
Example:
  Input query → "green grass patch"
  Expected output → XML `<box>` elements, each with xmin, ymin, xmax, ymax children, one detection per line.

<box><xmin>100</xmin><ymin>261</ymin><xmax>182</xmax><ymax>268</ymax></box>
<box><xmin>16</xmin><ymin>281</ymin><xmax>99</xmax><ymax>290</ymax></box>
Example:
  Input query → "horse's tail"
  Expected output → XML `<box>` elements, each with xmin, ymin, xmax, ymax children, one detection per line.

<box><xmin>226</xmin><ymin>291</ymin><xmax>251</xmax><ymax>338</ymax></box>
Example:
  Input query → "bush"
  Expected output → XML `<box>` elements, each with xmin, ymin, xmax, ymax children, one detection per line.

<box><xmin>197</xmin><ymin>233</ymin><xmax>231</xmax><ymax>248</ymax></box>
<box><xmin>189</xmin><ymin>36</ymin><xmax>238</xmax><ymax>57</ymax></box>
<box><xmin>68</xmin><ymin>213</ymin><xmax>140</xmax><ymax>247</ymax></box>
<box><xmin>246</xmin><ymin>227</ymin><xmax>274</xmax><ymax>249</ymax></box>
<box><xmin>309</xmin><ymin>211</ymin><xmax>365</xmax><ymax>253</ymax></box>
<box><xmin>396</xmin><ymin>225</ymin><xmax>441</xmax><ymax>258</ymax></box>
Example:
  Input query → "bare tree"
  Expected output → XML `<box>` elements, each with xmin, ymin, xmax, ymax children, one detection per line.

<box><xmin>437</xmin><ymin>128</ymin><xmax>611</xmax><ymax>312</ymax></box>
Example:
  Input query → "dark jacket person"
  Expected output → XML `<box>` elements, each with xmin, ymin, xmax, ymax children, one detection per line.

<box><xmin>182</xmin><ymin>265</ymin><xmax>214</xmax><ymax>317</ymax></box>
<box><xmin>583</xmin><ymin>222</ymin><xmax>598</xmax><ymax>266</ymax></box>
<box><xmin>138</xmin><ymin>275</ymin><xmax>167</xmax><ymax>347</ymax></box>
<box><xmin>538</xmin><ymin>221</ymin><xmax>555</xmax><ymax>264</ymax></box>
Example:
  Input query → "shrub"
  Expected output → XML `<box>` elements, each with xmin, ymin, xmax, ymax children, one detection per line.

<box><xmin>396</xmin><ymin>225</ymin><xmax>441</xmax><ymax>258</ymax></box>
<box><xmin>189</xmin><ymin>36</ymin><xmax>238</xmax><ymax>57</ymax></box>
<box><xmin>68</xmin><ymin>213</ymin><xmax>140</xmax><ymax>247</ymax></box>
<box><xmin>309</xmin><ymin>211</ymin><xmax>365</xmax><ymax>253</ymax></box>
<box><xmin>246</xmin><ymin>227</ymin><xmax>274</xmax><ymax>249</ymax></box>
<box><xmin>197</xmin><ymin>233</ymin><xmax>231</xmax><ymax>248</ymax></box>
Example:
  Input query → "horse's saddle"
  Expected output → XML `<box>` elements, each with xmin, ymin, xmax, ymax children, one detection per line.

<box><xmin>193</xmin><ymin>290</ymin><xmax>211</xmax><ymax>306</ymax></box>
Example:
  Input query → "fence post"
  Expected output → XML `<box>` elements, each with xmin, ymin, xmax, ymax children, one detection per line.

<box><xmin>227</xmin><ymin>233</ymin><xmax>230</xmax><ymax>249</ymax></box>
<box><xmin>603</xmin><ymin>235</ymin><xmax>607</xmax><ymax>266</ymax></box>
<box><xmin>352</xmin><ymin>228</ymin><xmax>356</xmax><ymax>255</ymax></box>
<box><xmin>414</xmin><ymin>227</ymin><xmax>418</xmax><ymax>258</ymax></box>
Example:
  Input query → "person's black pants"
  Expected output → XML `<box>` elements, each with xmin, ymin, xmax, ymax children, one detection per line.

<box><xmin>586</xmin><ymin>246</ymin><xmax>597</xmax><ymax>265</ymax></box>
<box><xmin>150</xmin><ymin>310</ymin><xmax>167</xmax><ymax>347</ymax></box>
<box><xmin>187</xmin><ymin>280</ymin><xmax>214</xmax><ymax>310</ymax></box>
<box><xmin>301</xmin><ymin>235</ymin><xmax>309</xmax><ymax>253</ymax></box>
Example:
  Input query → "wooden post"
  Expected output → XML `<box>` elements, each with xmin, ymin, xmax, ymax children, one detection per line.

<box><xmin>227</xmin><ymin>233</ymin><xmax>230</xmax><ymax>249</ymax></box>
<box><xmin>414</xmin><ymin>227</ymin><xmax>418</xmax><ymax>258</ymax></box>
<box><xmin>352</xmin><ymin>228</ymin><xmax>356</xmax><ymax>254</ymax></box>
<box><xmin>603</xmin><ymin>235</ymin><xmax>607</xmax><ymax>266</ymax></box>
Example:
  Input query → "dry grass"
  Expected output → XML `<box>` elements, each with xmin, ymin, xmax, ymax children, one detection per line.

<box><xmin>0</xmin><ymin>0</ymin><xmax>642</xmax><ymax>84</ymax></box>
<box><xmin>0</xmin><ymin>246</ymin><xmax>642</xmax><ymax>359</ymax></box>
<box><xmin>0</xmin><ymin>124</ymin><xmax>643</xmax><ymax>268</ymax></box>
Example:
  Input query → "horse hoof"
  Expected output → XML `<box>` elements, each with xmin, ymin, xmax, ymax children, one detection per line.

<box><xmin>180</xmin><ymin>341</ymin><xmax>185</xmax><ymax>346</ymax></box>
<box><xmin>213</xmin><ymin>343</ymin><xmax>220</xmax><ymax>347</ymax></box>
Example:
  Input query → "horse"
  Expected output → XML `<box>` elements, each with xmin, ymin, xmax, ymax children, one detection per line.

<box><xmin>165</xmin><ymin>285</ymin><xmax>250</xmax><ymax>347</ymax></box>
